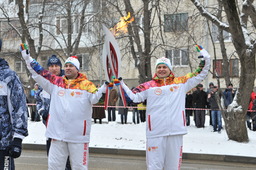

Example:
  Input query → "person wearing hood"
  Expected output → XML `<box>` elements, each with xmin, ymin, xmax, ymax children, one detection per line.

<box><xmin>0</xmin><ymin>57</ymin><xmax>28</xmax><ymax>169</ymax></box>
<box><xmin>119</xmin><ymin>46</ymin><xmax>211</xmax><ymax>170</ymax></box>
<box><xmin>20</xmin><ymin>44</ymin><xmax>106</xmax><ymax>170</ymax></box>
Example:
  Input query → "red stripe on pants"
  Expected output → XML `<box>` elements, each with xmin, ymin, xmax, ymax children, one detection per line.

<box><xmin>83</xmin><ymin>143</ymin><xmax>88</xmax><ymax>165</ymax></box>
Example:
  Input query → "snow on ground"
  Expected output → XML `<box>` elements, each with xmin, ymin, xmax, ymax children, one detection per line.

<box><xmin>23</xmin><ymin>111</ymin><xmax>256</xmax><ymax>158</ymax></box>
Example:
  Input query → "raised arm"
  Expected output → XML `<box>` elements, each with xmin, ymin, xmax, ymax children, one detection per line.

<box><xmin>183</xmin><ymin>45</ymin><xmax>211</xmax><ymax>92</ymax></box>
<box><xmin>20</xmin><ymin>44</ymin><xmax>57</xmax><ymax>94</ymax></box>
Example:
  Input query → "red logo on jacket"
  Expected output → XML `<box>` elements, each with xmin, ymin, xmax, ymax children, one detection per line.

<box><xmin>58</xmin><ymin>90</ymin><xmax>65</xmax><ymax>96</ymax></box>
<box><xmin>154</xmin><ymin>88</ymin><xmax>162</xmax><ymax>95</ymax></box>
<box><xmin>170</xmin><ymin>85</ymin><xmax>180</xmax><ymax>92</ymax></box>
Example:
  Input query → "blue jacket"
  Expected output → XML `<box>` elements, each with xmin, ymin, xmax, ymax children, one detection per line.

<box><xmin>0</xmin><ymin>58</ymin><xmax>28</xmax><ymax>150</ymax></box>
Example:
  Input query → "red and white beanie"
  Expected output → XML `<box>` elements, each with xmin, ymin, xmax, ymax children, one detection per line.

<box><xmin>64</xmin><ymin>56</ymin><xmax>80</xmax><ymax>70</ymax></box>
<box><xmin>155</xmin><ymin>57</ymin><xmax>172</xmax><ymax>71</ymax></box>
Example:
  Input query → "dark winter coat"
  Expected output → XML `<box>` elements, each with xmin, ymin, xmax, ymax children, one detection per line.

<box><xmin>108</xmin><ymin>89</ymin><xmax>118</xmax><ymax>106</ymax></box>
<box><xmin>208</xmin><ymin>92</ymin><xmax>221</xmax><ymax>110</ymax></box>
<box><xmin>192</xmin><ymin>89</ymin><xmax>208</xmax><ymax>108</ymax></box>
<box><xmin>185</xmin><ymin>93</ymin><xmax>193</xmax><ymax>108</ymax></box>
<box><xmin>223</xmin><ymin>89</ymin><xmax>235</xmax><ymax>108</ymax></box>
<box><xmin>0</xmin><ymin>58</ymin><xmax>28</xmax><ymax>150</ymax></box>
<box><xmin>92</xmin><ymin>94</ymin><xmax>106</xmax><ymax>119</ymax></box>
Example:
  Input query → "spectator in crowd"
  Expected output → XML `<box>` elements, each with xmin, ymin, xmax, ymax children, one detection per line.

<box><xmin>131</xmin><ymin>102</ymin><xmax>140</xmax><ymax>124</ymax></box>
<box><xmin>247</xmin><ymin>89</ymin><xmax>256</xmax><ymax>130</ymax></box>
<box><xmin>0</xmin><ymin>57</ymin><xmax>28</xmax><ymax>169</ymax></box>
<box><xmin>29</xmin><ymin>83</ymin><xmax>39</xmax><ymax>121</ymax></box>
<box><xmin>138</xmin><ymin>101</ymin><xmax>146</xmax><ymax>122</ymax></box>
<box><xmin>118</xmin><ymin>89</ymin><xmax>132</xmax><ymax>124</ymax></box>
<box><xmin>208</xmin><ymin>86</ymin><xmax>222</xmax><ymax>133</ymax></box>
<box><xmin>251</xmin><ymin>96</ymin><xmax>256</xmax><ymax>131</ymax></box>
<box><xmin>192</xmin><ymin>84</ymin><xmax>208</xmax><ymax>128</ymax></box>
<box><xmin>207</xmin><ymin>82</ymin><xmax>215</xmax><ymax>125</ymax></box>
<box><xmin>223</xmin><ymin>83</ymin><xmax>236</xmax><ymax>109</ymax></box>
<box><xmin>33</xmin><ymin>83</ymin><xmax>42</xmax><ymax>121</ymax></box>
<box><xmin>185</xmin><ymin>90</ymin><xmax>193</xmax><ymax>126</ymax></box>
<box><xmin>92</xmin><ymin>92</ymin><xmax>106</xmax><ymax>124</ymax></box>
<box><xmin>107</xmin><ymin>88</ymin><xmax>118</xmax><ymax>122</ymax></box>
<box><xmin>131</xmin><ymin>87</ymin><xmax>140</xmax><ymax>124</ymax></box>
<box><xmin>21</xmin><ymin>44</ymin><xmax>106</xmax><ymax>170</ymax></box>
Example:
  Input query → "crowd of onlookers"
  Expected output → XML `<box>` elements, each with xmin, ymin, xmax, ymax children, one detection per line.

<box><xmin>26</xmin><ymin>81</ymin><xmax>256</xmax><ymax>132</ymax></box>
<box><xmin>186</xmin><ymin>82</ymin><xmax>256</xmax><ymax>132</ymax></box>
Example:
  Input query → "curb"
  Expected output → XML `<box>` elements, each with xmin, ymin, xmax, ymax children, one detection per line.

<box><xmin>22</xmin><ymin>144</ymin><xmax>256</xmax><ymax>164</ymax></box>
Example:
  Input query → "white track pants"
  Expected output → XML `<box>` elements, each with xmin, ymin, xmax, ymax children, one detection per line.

<box><xmin>48</xmin><ymin>140</ymin><xmax>89</xmax><ymax>170</ymax></box>
<box><xmin>146</xmin><ymin>135</ymin><xmax>183</xmax><ymax>170</ymax></box>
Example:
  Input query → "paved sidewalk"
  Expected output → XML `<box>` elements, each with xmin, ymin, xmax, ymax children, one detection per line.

<box><xmin>23</xmin><ymin>144</ymin><xmax>256</xmax><ymax>165</ymax></box>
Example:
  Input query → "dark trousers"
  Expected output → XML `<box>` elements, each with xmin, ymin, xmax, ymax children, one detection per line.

<box><xmin>195</xmin><ymin>110</ymin><xmax>205</xmax><ymax>128</ymax></box>
<box><xmin>108</xmin><ymin>107</ymin><xmax>116</xmax><ymax>121</ymax></box>
<box><xmin>209</xmin><ymin>110</ymin><xmax>212</xmax><ymax>125</ymax></box>
<box><xmin>0</xmin><ymin>150</ymin><xmax>15</xmax><ymax>170</ymax></box>
<box><xmin>47</xmin><ymin>139</ymin><xmax>72</xmax><ymax>170</ymax></box>
<box><xmin>139</xmin><ymin>110</ymin><xmax>146</xmax><ymax>122</ymax></box>
<box><xmin>132</xmin><ymin>108</ymin><xmax>140</xmax><ymax>124</ymax></box>
<box><xmin>121</xmin><ymin>108</ymin><xmax>128</xmax><ymax>124</ymax></box>
<box><xmin>185</xmin><ymin>110</ymin><xmax>192</xmax><ymax>126</ymax></box>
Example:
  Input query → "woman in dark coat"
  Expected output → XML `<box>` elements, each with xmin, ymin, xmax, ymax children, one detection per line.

<box><xmin>92</xmin><ymin>94</ymin><xmax>106</xmax><ymax>124</ymax></box>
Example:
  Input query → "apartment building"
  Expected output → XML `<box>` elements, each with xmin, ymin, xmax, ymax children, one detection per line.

<box><xmin>1</xmin><ymin>0</ymin><xmax>253</xmax><ymax>91</ymax></box>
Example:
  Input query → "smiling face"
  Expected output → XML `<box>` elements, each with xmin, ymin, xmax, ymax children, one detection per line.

<box><xmin>156</xmin><ymin>64</ymin><xmax>171</xmax><ymax>78</ymax></box>
<box><xmin>48</xmin><ymin>64</ymin><xmax>61</xmax><ymax>76</ymax></box>
<box><xmin>64</xmin><ymin>63</ymin><xmax>79</xmax><ymax>79</ymax></box>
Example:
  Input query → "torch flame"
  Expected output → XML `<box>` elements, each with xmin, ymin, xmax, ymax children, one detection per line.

<box><xmin>110</xmin><ymin>12</ymin><xmax>134</xmax><ymax>36</ymax></box>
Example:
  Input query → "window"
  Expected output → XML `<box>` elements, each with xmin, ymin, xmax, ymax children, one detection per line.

<box><xmin>15</xmin><ymin>60</ymin><xmax>26</xmax><ymax>73</ymax></box>
<box><xmin>56</xmin><ymin>17</ymin><xmax>68</xmax><ymax>35</ymax></box>
<box><xmin>84</xmin><ymin>16</ymin><xmax>94</xmax><ymax>34</ymax></box>
<box><xmin>42</xmin><ymin>17</ymin><xmax>55</xmax><ymax>36</ymax></box>
<box><xmin>212</xmin><ymin>24</ymin><xmax>231</xmax><ymax>42</ymax></box>
<box><xmin>8</xmin><ymin>0</ymin><xmax>17</xmax><ymax>4</ymax></box>
<box><xmin>86</xmin><ymin>0</ymin><xmax>100</xmax><ymax>13</ymax></box>
<box><xmin>213</xmin><ymin>59</ymin><xmax>239</xmax><ymax>77</ymax></box>
<box><xmin>77</xmin><ymin>53</ymin><xmax>90</xmax><ymax>71</ymax></box>
<box><xmin>56</xmin><ymin>16</ymin><xmax>83</xmax><ymax>35</ymax></box>
<box><xmin>30</xmin><ymin>0</ymin><xmax>54</xmax><ymax>4</ymax></box>
<box><xmin>165</xmin><ymin>49</ymin><xmax>189</xmax><ymax>66</ymax></box>
<box><xmin>164</xmin><ymin>13</ymin><xmax>188</xmax><ymax>32</ymax></box>
<box><xmin>1</xmin><ymin>20</ymin><xmax>20</xmax><ymax>39</ymax></box>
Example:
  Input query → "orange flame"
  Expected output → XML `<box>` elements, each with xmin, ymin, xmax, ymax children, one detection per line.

<box><xmin>110</xmin><ymin>12</ymin><xmax>134</xmax><ymax>36</ymax></box>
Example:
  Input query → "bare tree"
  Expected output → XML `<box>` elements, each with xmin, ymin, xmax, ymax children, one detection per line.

<box><xmin>16</xmin><ymin>0</ymin><xmax>94</xmax><ymax>59</ymax></box>
<box><xmin>104</xmin><ymin>0</ymin><xmax>206</xmax><ymax>84</ymax></box>
<box><xmin>191</xmin><ymin>0</ymin><xmax>256</xmax><ymax>142</ymax></box>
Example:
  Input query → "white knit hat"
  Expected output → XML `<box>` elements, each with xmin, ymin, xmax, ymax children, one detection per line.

<box><xmin>64</xmin><ymin>56</ymin><xmax>80</xmax><ymax>70</ymax></box>
<box><xmin>155</xmin><ymin>57</ymin><xmax>172</xmax><ymax>71</ymax></box>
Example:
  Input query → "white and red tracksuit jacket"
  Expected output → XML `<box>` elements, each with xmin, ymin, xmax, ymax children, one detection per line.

<box><xmin>121</xmin><ymin>50</ymin><xmax>210</xmax><ymax>139</ymax></box>
<box><xmin>24</xmin><ymin>57</ymin><xmax>106</xmax><ymax>143</ymax></box>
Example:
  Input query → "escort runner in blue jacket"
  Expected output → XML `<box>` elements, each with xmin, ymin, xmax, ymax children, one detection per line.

<box><xmin>0</xmin><ymin>58</ymin><xmax>28</xmax><ymax>170</ymax></box>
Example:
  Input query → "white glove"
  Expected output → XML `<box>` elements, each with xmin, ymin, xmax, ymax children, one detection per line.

<box><xmin>196</xmin><ymin>45</ymin><xmax>210</xmax><ymax>59</ymax></box>
<box><xmin>98</xmin><ymin>83</ymin><xmax>107</xmax><ymax>93</ymax></box>
<box><xmin>21</xmin><ymin>50</ymin><xmax>31</xmax><ymax>61</ymax></box>
<box><xmin>200</xmin><ymin>49</ymin><xmax>210</xmax><ymax>59</ymax></box>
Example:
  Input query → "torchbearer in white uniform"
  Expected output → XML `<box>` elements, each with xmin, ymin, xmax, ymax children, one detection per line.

<box><xmin>119</xmin><ymin>45</ymin><xmax>211</xmax><ymax>170</ymax></box>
